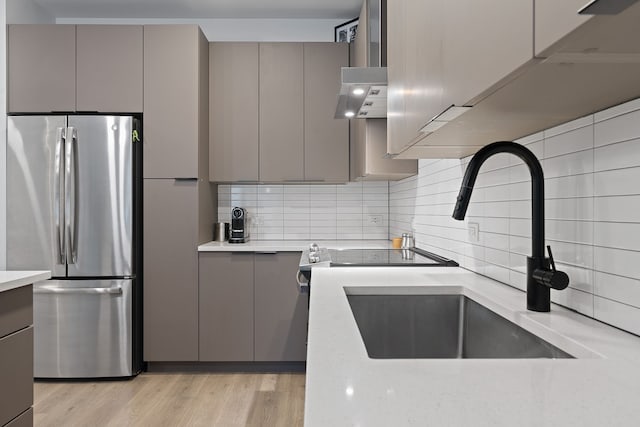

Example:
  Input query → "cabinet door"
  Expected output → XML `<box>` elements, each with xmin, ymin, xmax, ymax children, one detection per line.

<box><xmin>143</xmin><ymin>179</ymin><xmax>198</xmax><ymax>361</ymax></box>
<box><xmin>199</xmin><ymin>252</ymin><xmax>254</xmax><ymax>361</ymax></box>
<box><xmin>0</xmin><ymin>328</ymin><xmax>33</xmax><ymax>427</ymax></box>
<box><xmin>259</xmin><ymin>43</ymin><xmax>304</xmax><ymax>182</ymax></box>
<box><xmin>254</xmin><ymin>252</ymin><xmax>308</xmax><ymax>362</ymax></box>
<box><xmin>534</xmin><ymin>0</ymin><xmax>592</xmax><ymax>57</ymax></box>
<box><xmin>303</xmin><ymin>43</ymin><xmax>349</xmax><ymax>182</ymax></box>
<box><xmin>8</xmin><ymin>25</ymin><xmax>75</xmax><ymax>113</ymax></box>
<box><xmin>388</xmin><ymin>0</ymin><xmax>450</xmax><ymax>153</ymax></box>
<box><xmin>76</xmin><ymin>25</ymin><xmax>143</xmax><ymax>113</ymax></box>
<box><xmin>442</xmin><ymin>0</ymin><xmax>533</xmax><ymax>107</ymax></box>
<box><xmin>144</xmin><ymin>25</ymin><xmax>200</xmax><ymax>178</ymax></box>
<box><xmin>209</xmin><ymin>43</ymin><xmax>259</xmax><ymax>182</ymax></box>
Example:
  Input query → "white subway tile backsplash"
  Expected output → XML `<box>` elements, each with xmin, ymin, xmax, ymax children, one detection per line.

<box><xmin>594</xmin><ymin>108</ymin><xmax>640</xmax><ymax>147</ymax></box>
<box><xmin>219</xmin><ymin>181</ymin><xmax>389</xmax><ymax>241</ymax></box>
<box><xmin>594</xmin><ymin>138</ymin><xmax>640</xmax><ymax>172</ymax></box>
<box><xmin>594</xmin><ymin>195</ymin><xmax>640</xmax><ymax>222</ymax></box>
<box><xmin>545</xmin><ymin>198</ymin><xmax>594</xmax><ymax>221</ymax></box>
<box><xmin>388</xmin><ymin>97</ymin><xmax>640</xmax><ymax>336</ymax></box>
<box><xmin>594</xmin><ymin>97</ymin><xmax>640</xmax><ymax>122</ymax></box>
<box><xmin>545</xmin><ymin>241</ymin><xmax>593</xmax><ymax>269</ymax></box>
<box><xmin>544</xmin><ymin>123</ymin><xmax>593</xmax><ymax>158</ymax></box>
<box><xmin>594</xmin><ymin>168</ymin><xmax>640</xmax><ymax>197</ymax></box>
<box><xmin>546</xmin><ymin>220</ymin><xmax>593</xmax><ymax>245</ymax></box>
<box><xmin>544</xmin><ymin>114</ymin><xmax>593</xmax><ymax>139</ymax></box>
<box><xmin>543</xmin><ymin>150</ymin><xmax>593</xmax><ymax>179</ymax></box>
<box><xmin>594</xmin><ymin>247</ymin><xmax>640</xmax><ymax>279</ymax></box>
<box><xmin>516</xmin><ymin>131</ymin><xmax>544</xmax><ymax>145</ymax></box>
<box><xmin>551</xmin><ymin>288</ymin><xmax>594</xmax><ymax>317</ymax></box>
<box><xmin>594</xmin><ymin>297</ymin><xmax>640</xmax><ymax>336</ymax></box>
<box><xmin>545</xmin><ymin>174</ymin><xmax>594</xmax><ymax>199</ymax></box>
<box><xmin>594</xmin><ymin>222</ymin><xmax>640</xmax><ymax>251</ymax></box>
<box><xmin>557</xmin><ymin>264</ymin><xmax>594</xmax><ymax>294</ymax></box>
<box><xmin>595</xmin><ymin>272</ymin><xmax>640</xmax><ymax>309</ymax></box>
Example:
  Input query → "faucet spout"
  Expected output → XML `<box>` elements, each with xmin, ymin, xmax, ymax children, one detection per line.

<box><xmin>452</xmin><ymin>141</ymin><xmax>569</xmax><ymax>312</ymax></box>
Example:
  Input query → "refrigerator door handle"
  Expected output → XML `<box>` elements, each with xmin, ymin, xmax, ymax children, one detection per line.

<box><xmin>55</xmin><ymin>127</ymin><xmax>66</xmax><ymax>264</ymax></box>
<box><xmin>34</xmin><ymin>285</ymin><xmax>124</xmax><ymax>295</ymax></box>
<box><xmin>65</xmin><ymin>127</ymin><xmax>79</xmax><ymax>264</ymax></box>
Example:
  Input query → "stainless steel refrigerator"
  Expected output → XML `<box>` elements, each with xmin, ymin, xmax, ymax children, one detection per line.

<box><xmin>7</xmin><ymin>115</ymin><xmax>142</xmax><ymax>378</ymax></box>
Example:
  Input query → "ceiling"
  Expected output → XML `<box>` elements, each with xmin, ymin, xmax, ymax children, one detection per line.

<box><xmin>32</xmin><ymin>0</ymin><xmax>364</xmax><ymax>19</ymax></box>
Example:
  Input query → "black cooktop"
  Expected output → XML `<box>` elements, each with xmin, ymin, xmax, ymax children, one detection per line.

<box><xmin>327</xmin><ymin>248</ymin><xmax>458</xmax><ymax>267</ymax></box>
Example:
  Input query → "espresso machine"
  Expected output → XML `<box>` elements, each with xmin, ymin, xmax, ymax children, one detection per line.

<box><xmin>229</xmin><ymin>207</ymin><xmax>249</xmax><ymax>243</ymax></box>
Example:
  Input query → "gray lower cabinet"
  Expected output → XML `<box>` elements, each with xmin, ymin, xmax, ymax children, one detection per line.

<box><xmin>198</xmin><ymin>252</ymin><xmax>307</xmax><ymax>362</ymax></box>
<box><xmin>199</xmin><ymin>252</ymin><xmax>254</xmax><ymax>361</ymax></box>
<box><xmin>0</xmin><ymin>286</ymin><xmax>33</xmax><ymax>427</ymax></box>
<box><xmin>254</xmin><ymin>252</ymin><xmax>308</xmax><ymax>362</ymax></box>
<box><xmin>143</xmin><ymin>179</ymin><xmax>199</xmax><ymax>361</ymax></box>
<box><xmin>4</xmin><ymin>408</ymin><xmax>33</xmax><ymax>427</ymax></box>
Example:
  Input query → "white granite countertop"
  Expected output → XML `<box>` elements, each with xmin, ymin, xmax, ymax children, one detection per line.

<box><xmin>305</xmin><ymin>266</ymin><xmax>640</xmax><ymax>427</ymax></box>
<box><xmin>198</xmin><ymin>239</ymin><xmax>392</xmax><ymax>252</ymax></box>
<box><xmin>0</xmin><ymin>271</ymin><xmax>51</xmax><ymax>293</ymax></box>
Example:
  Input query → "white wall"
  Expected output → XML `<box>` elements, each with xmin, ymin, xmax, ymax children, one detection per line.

<box><xmin>389</xmin><ymin>97</ymin><xmax>640</xmax><ymax>337</ymax></box>
<box><xmin>0</xmin><ymin>0</ymin><xmax>6</xmax><ymax>269</ymax></box>
<box><xmin>56</xmin><ymin>18</ymin><xmax>344</xmax><ymax>41</ymax></box>
<box><xmin>218</xmin><ymin>182</ymin><xmax>389</xmax><ymax>240</ymax></box>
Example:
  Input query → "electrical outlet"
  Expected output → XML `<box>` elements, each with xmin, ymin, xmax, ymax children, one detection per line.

<box><xmin>468</xmin><ymin>222</ymin><xmax>480</xmax><ymax>242</ymax></box>
<box><xmin>368</xmin><ymin>214</ymin><xmax>383</xmax><ymax>225</ymax></box>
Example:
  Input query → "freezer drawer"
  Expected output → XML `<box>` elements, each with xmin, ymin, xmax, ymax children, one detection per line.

<box><xmin>34</xmin><ymin>279</ymin><xmax>133</xmax><ymax>378</ymax></box>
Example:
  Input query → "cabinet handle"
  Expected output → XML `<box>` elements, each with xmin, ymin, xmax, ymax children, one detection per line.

<box><xmin>174</xmin><ymin>177</ymin><xmax>198</xmax><ymax>181</ymax></box>
<box><xmin>255</xmin><ymin>251</ymin><xmax>278</xmax><ymax>254</ymax></box>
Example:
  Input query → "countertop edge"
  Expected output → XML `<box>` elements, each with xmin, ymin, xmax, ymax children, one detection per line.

<box><xmin>0</xmin><ymin>271</ymin><xmax>52</xmax><ymax>293</ymax></box>
<box><xmin>198</xmin><ymin>239</ymin><xmax>393</xmax><ymax>252</ymax></box>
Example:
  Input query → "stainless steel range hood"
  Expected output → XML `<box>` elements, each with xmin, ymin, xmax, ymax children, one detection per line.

<box><xmin>335</xmin><ymin>67</ymin><xmax>387</xmax><ymax>119</ymax></box>
<box><xmin>335</xmin><ymin>0</ymin><xmax>387</xmax><ymax>119</ymax></box>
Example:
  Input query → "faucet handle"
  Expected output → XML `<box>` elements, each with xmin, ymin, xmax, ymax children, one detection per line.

<box><xmin>533</xmin><ymin>245</ymin><xmax>569</xmax><ymax>290</ymax></box>
<box><xmin>547</xmin><ymin>245</ymin><xmax>557</xmax><ymax>271</ymax></box>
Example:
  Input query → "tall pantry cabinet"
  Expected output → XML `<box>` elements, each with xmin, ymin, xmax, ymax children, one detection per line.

<box><xmin>143</xmin><ymin>25</ymin><xmax>216</xmax><ymax>362</ymax></box>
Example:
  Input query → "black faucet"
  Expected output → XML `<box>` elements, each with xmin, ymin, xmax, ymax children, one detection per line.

<box><xmin>452</xmin><ymin>141</ymin><xmax>569</xmax><ymax>312</ymax></box>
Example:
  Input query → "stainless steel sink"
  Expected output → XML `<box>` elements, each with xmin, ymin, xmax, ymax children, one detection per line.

<box><xmin>346</xmin><ymin>294</ymin><xmax>573</xmax><ymax>359</ymax></box>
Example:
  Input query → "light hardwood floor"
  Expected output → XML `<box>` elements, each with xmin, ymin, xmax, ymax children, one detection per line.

<box><xmin>34</xmin><ymin>373</ymin><xmax>305</xmax><ymax>427</ymax></box>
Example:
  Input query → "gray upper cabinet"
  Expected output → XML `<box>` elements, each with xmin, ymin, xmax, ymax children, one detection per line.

<box><xmin>534</xmin><ymin>0</ymin><xmax>592</xmax><ymax>57</ymax></box>
<box><xmin>441</xmin><ymin>0</ymin><xmax>533</xmax><ymax>107</ymax></box>
<box><xmin>144</xmin><ymin>25</ymin><xmax>208</xmax><ymax>179</ymax></box>
<box><xmin>76</xmin><ymin>25</ymin><xmax>143</xmax><ymax>113</ymax></box>
<box><xmin>254</xmin><ymin>252</ymin><xmax>308</xmax><ymax>362</ymax></box>
<box><xmin>259</xmin><ymin>43</ymin><xmax>305</xmax><ymax>182</ymax></box>
<box><xmin>388</xmin><ymin>0</ymin><xmax>535</xmax><ymax>155</ymax></box>
<box><xmin>8</xmin><ymin>25</ymin><xmax>76</xmax><ymax>113</ymax></box>
<box><xmin>209</xmin><ymin>42</ymin><xmax>348</xmax><ymax>183</ymax></box>
<box><xmin>303</xmin><ymin>43</ymin><xmax>349</xmax><ymax>183</ymax></box>
<box><xmin>8</xmin><ymin>24</ymin><xmax>143</xmax><ymax>114</ymax></box>
<box><xmin>209</xmin><ymin>43</ymin><xmax>259</xmax><ymax>182</ymax></box>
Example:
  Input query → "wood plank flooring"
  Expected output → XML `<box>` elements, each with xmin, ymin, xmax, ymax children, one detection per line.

<box><xmin>34</xmin><ymin>373</ymin><xmax>305</xmax><ymax>427</ymax></box>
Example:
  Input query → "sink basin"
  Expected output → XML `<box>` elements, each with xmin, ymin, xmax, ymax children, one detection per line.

<box><xmin>346</xmin><ymin>293</ymin><xmax>573</xmax><ymax>359</ymax></box>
